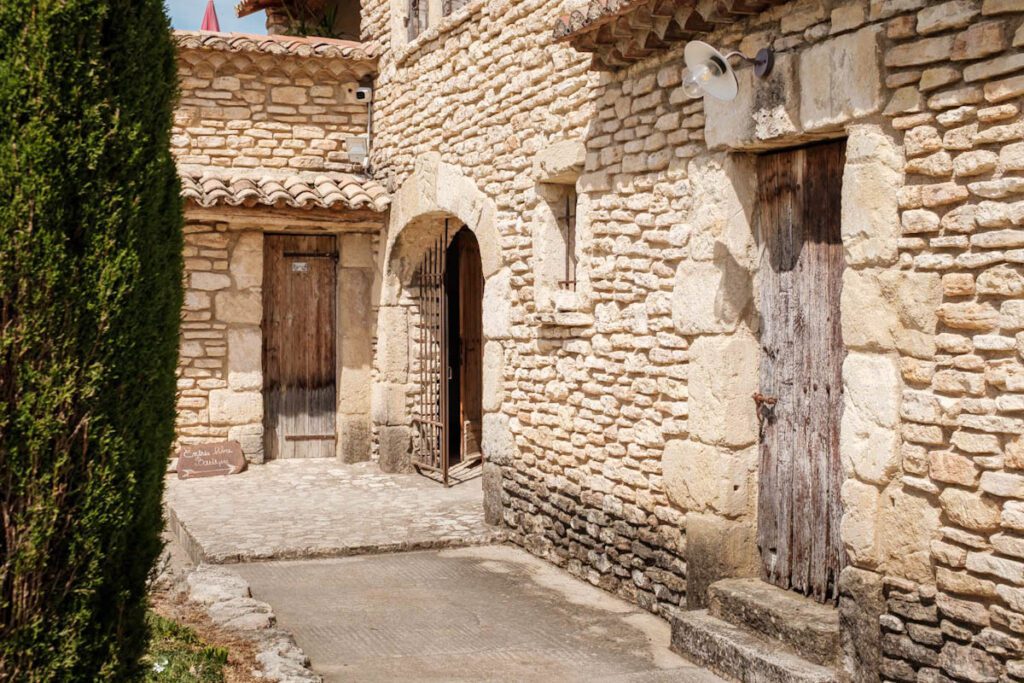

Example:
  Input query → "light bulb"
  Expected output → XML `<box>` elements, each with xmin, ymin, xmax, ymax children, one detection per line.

<box><xmin>681</xmin><ymin>60</ymin><xmax>724</xmax><ymax>98</ymax></box>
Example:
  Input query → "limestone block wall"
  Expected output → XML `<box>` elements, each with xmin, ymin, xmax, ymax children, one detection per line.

<box><xmin>172</xmin><ymin>37</ymin><xmax>372</xmax><ymax>173</ymax></box>
<box><xmin>364</xmin><ymin>0</ymin><xmax>691</xmax><ymax>613</ymax></box>
<box><xmin>177</xmin><ymin>222</ymin><xmax>266</xmax><ymax>461</ymax></box>
<box><xmin>177</xmin><ymin>219</ymin><xmax>382</xmax><ymax>464</ymax></box>
<box><xmin>366</xmin><ymin>0</ymin><xmax>1024</xmax><ymax>677</ymax></box>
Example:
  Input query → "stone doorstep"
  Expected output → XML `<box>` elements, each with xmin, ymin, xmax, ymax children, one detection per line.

<box><xmin>670</xmin><ymin>609</ymin><xmax>839</xmax><ymax>683</ymax></box>
<box><xmin>707</xmin><ymin>578</ymin><xmax>841</xmax><ymax>668</ymax></box>
<box><xmin>164</xmin><ymin>501</ymin><xmax>507</xmax><ymax>566</ymax></box>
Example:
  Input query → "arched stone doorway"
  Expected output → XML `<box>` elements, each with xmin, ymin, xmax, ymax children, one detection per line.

<box><xmin>374</xmin><ymin>157</ymin><xmax>510</xmax><ymax>512</ymax></box>
<box><xmin>401</xmin><ymin>220</ymin><xmax>484</xmax><ymax>485</ymax></box>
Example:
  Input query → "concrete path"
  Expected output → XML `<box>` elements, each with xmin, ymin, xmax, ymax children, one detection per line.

<box><xmin>233</xmin><ymin>545</ymin><xmax>725</xmax><ymax>682</ymax></box>
<box><xmin>165</xmin><ymin>460</ymin><xmax>502</xmax><ymax>564</ymax></box>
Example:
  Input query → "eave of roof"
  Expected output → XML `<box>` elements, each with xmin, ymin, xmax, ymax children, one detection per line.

<box><xmin>173</xmin><ymin>30</ymin><xmax>376</xmax><ymax>62</ymax></box>
<box><xmin>235</xmin><ymin>0</ymin><xmax>297</xmax><ymax>18</ymax></box>
<box><xmin>552</xmin><ymin>0</ymin><xmax>786</xmax><ymax>70</ymax></box>
<box><xmin>178</xmin><ymin>168</ymin><xmax>390</xmax><ymax>213</ymax></box>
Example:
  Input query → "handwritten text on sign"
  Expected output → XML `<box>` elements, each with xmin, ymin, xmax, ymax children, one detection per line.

<box><xmin>177</xmin><ymin>441</ymin><xmax>247</xmax><ymax>480</ymax></box>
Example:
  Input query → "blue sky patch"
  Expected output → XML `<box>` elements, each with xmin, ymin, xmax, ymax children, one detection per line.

<box><xmin>166</xmin><ymin>0</ymin><xmax>266</xmax><ymax>33</ymax></box>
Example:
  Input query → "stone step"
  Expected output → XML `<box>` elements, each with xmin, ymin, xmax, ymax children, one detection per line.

<box><xmin>670</xmin><ymin>609</ymin><xmax>840</xmax><ymax>683</ymax></box>
<box><xmin>708</xmin><ymin>578</ymin><xmax>840</xmax><ymax>668</ymax></box>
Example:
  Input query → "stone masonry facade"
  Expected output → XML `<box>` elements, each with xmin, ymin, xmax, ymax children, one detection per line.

<box><xmin>172</xmin><ymin>32</ymin><xmax>387</xmax><ymax>463</ymax></box>
<box><xmin>169</xmin><ymin>0</ymin><xmax>1024</xmax><ymax>679</ymax></box>
<box><xmin>354</xmin><ymin>0</ymin><xmax>1024</xmax><ymax>679</ymax></box>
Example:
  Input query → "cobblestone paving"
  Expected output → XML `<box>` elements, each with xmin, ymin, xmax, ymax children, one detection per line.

<box><xmin>165</xmin><ymin>460</ymin><xmax>502</xmax><ymax>564</ymax></box>
<box><xmin>234</xmin><ymin>546</ymin><xmax>725</xmax><ymax>683</ymax></box>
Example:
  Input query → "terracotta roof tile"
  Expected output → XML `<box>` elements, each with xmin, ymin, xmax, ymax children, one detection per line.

<box><xmin>179</xmin><ymin>168</ymin><xmax>390</xmax><ymax>212</ymax></box>
<box><xmin>173</xmin><ymin>30</ymin><xmax>376</xmax><ymax>61</ymax></box>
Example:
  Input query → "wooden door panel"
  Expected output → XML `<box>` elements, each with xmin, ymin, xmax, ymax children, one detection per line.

<box><xmin>756</xmin><ymin>141</ymin><xmax>846</xmax><ymax>603</ymax></box>
<box><xmin>263</xmin><ymin>234</ymin><xmax>337</xmax><ymax>459</ymax></box>
<box><xmin>458</xmin><ymin>230</ymin><xmax>483</xmax><ymax>460</ymax></box>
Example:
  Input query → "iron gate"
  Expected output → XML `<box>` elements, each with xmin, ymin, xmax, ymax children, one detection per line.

<box><xmin>411</xmin><ymin>222</ymin><xmax>450</xmax><ymax>483</ymax></box>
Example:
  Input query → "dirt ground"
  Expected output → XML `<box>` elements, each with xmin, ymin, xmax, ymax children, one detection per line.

<box><xmin>149</xmin><ymin>532</ymin><xmax>265</xmax><ymax>683</ymax></box>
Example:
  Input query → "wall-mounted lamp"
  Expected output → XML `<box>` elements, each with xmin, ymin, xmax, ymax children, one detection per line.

<box><xmin>680</xmin><ymin>41</ymin><xmax>775</xmax><ymax>102</ymax></box>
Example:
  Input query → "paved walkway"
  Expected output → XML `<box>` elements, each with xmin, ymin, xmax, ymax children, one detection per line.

<box><xmin>165</xmin><ymin>460</ymin><xmax>502</xmax><ymax>564</ymax></box>
<box><xmin>233</xmin><ymin>546</ymin><xmax>725</xmax><ymax>683</ymax></box>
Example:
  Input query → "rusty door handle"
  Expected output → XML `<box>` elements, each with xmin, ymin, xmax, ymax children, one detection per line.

<box><xmin>753</xmin><ymin>392</ymin><xmax>778</xmax><ymax>438</ymax></box>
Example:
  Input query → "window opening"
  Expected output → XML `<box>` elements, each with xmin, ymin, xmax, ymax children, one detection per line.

<box><xmin>558</xmin><ymin>187</ymin><xmax>578</xmax><ymax>291</ymax></box>
<box><xmin>408</xmin><ymin>0</ymin><xmax>427</xmax><ymax>40</ymax></box>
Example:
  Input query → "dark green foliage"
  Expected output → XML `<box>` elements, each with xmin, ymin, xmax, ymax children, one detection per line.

<box><xmin>282</xmin><ymin>1</ymin><xmax>346</xmax><ymax>39</ymax></box>
<box><xmin>143</xmin><ymin>613</ymin><xmax>228</xmax><ymax>683</ymax></box>
<box><xmin>0</xmin><ymin>0</ymin><xmax>183</xmax><ymax>679</ymax></box>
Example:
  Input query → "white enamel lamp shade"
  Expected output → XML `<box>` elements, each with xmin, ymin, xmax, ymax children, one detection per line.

<box><xmin>683</xmin><ymin>41</ymin><xmax>738</xmax><ymax>102</ymax></box>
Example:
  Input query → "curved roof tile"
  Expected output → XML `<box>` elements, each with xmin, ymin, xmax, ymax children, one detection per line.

<box><xmin>173</xmin><ymin>30</ymin><xmax>376</xmax><ymax>61</ymax></box>
<box><xmin>179</xmin><ymin>168</ymin><xmax>390</xmax><ymax>213</ymax></box>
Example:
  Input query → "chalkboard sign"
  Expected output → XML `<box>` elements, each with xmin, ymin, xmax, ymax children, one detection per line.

<box><xmin>177</xmin><ymin>441</ymin><xmax>247</xmax><ymax>480</ymax></box>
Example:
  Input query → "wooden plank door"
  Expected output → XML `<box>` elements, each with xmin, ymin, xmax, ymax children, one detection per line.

<box><xmin>458</xmin><ymin>231</ymin><xmax>484</xmax><ymax>462</ymax></box>
<box><xmin>262</xmin><ymin>234</ymin><xmax>338</xmax><ymax>459</ymax></box>
<box><xmin>756</xmin><ymin>141</ymin><xmax>846</xmax><ymax>603</ymax></box>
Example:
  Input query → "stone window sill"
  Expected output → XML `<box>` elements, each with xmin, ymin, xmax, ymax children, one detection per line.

<box><xmin>394</xmin><ymin>0</ymin><xmax>485</xmax><ymax>68</ymax></box>
<box><xmin>530</xmin><ymin>311</ymin><xmax>594</xmax><ymax>328</ymax></box>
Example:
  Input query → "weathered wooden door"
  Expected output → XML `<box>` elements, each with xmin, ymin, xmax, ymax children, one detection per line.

<box><xmin>263</xmin><ymin>234</ymin><xmax>337</xmax><ymax>459</ymax></box>
<box><xmin>451</xmin><ymin>228</ymin><xmax>483</xmax><ymax>463</ymax></box>
<box><xmin>756</xmin><ymin>141</ymin><xmax>846</xmax><ymax>603</ymax></box>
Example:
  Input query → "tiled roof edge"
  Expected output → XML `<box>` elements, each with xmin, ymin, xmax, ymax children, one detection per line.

<box><xmin>173</xmin><ymin>30</ymin><xmax>377</xmax><ymax>62</ymax></box>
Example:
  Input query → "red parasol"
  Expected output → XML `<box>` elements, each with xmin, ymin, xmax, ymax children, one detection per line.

<box><xmin>200</xmin><ymin>0</ymin><xmax>221</xmax><ymax>32</ymax></box>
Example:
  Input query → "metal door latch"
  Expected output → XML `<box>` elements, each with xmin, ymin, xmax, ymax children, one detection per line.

<box><xmin>753</xmin><ymin>392</ymin><xmax>778</xmax><ymax>438</ymax></box>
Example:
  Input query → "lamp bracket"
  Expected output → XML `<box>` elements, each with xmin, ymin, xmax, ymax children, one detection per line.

<box><xmin>724</xmin><ymin>47</ymin><xmax>775</xmax><ymax>79</ymax></box>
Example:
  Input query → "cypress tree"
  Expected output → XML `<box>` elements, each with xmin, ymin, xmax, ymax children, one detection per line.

<box><xmin>0</xmin><ymin>0</ymin><xmax>182</xmax><ymax>678</ymax></box>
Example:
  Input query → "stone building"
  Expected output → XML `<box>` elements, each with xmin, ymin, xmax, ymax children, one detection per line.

<box><xmin>172</xmin><ymin>31</ymin><xmax>387</xmax><ymax>463</ymax></box>
<box><xmin>172</xmin><ymin>0</ymin><xmax>1024</xmax><ymax>679</ymax></box>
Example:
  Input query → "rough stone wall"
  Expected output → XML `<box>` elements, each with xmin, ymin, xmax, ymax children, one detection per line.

<box><xmin>337</xmin><ymin>231</ymin><xmax>382</xmax><ymax>464</ymax></box>
<box><xmin>177</xmin><ymin>223</ymin><xmax>266</xmax><ymax>462</ymax></box>
<box><xmin>873</xmin><ymin>1</ymin><xmax>1024</xmax><ymax>679</ymax></box>
<box><xmin>364</xmin><ymin>0</ymin><xmax>695</xmax><ymax>610</ymax></box>
<box><xmin>173</xmin><ymin>44</ymin><xmax>370</xmax><ymax>173</ymax></box>
<box><xmin>172</xmin><ymin>38</ymin><xmax>385</xmax><ymax>463</ymax></box>
<box><xmin>177</xmin><ymin>222</ymin><xmax>382</xmax><ymax>464</ymax></box>
<box><xmin>367</xmin><ymin>0</ymin><xmax>1024</xmax><ymax>676</ymax></box>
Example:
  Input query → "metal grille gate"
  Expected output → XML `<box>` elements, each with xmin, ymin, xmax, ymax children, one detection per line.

<box><xmin>411</xmin><ymin>222</ymin><xmax>450</xmax><ymax>483</ymax></box>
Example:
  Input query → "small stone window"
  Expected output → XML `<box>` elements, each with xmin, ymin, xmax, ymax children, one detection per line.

<box><xmin>406</xmin><ymin>0</ymin><xmax>472</xmax><ymax>42</ymax></box>
<box><xmin>531</xmin><ymin>139</ymin><xmax>587</xmax><ymax>317</ymax></box>
<box><xmin>534</xmin><ymin>180</ymin><xmax>588</xmax><ymax>316</ymax></box>
<box><xmin>407</xmin><ymin>0</ymin><xmax>428</xmax><ymax>40</ymax></box>
<box><xmin>442</xmin><ymin>0</ymin><xmax>471</xmax><ymax>15</ymax></box>
<box><xmin>557</xmin><ymin>187</ymin><xmax>578</xmax><ymax>291</ymax></box>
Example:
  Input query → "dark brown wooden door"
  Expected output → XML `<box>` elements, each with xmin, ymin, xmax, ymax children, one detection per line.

<box><xmin>453</xmin><ymin>229</ymin><xmax>483</xmax><ymax>462</ymax></box>
<box><xmin>262</xmin><ymin>234</ymin><xmax>337</xmax><ymax>459</ymax></box>
<box><xmin>756</xmin><ymin>141</ymin><xmax>846</xmax><ymax>603</ymax></box>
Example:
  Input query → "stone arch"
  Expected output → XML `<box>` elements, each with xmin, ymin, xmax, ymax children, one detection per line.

<box><xmin>373</xmin><ymin>156</ymin><xmax>511</xmax><ymax>517</ymax></box>
<box><xmin>383</xmin><ymin>154</ymin><xmax>503</xmax><ymax>287</ymax></box>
